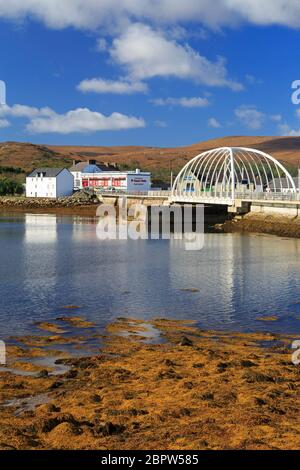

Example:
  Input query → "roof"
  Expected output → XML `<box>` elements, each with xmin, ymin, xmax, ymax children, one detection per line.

<box><xmin>28</xmin><ymin>168</ymin><xmax>67</xmax><ymax>178</ymax></box>
<box><xmin>70</xmin><ymin>161</ymin><xmax>118</xmax><ymax>173</ymax></box>
<box><xmin>70</xmin><ymin>161</ymin><xmax>90</xmax><ymax>172</ymax></box>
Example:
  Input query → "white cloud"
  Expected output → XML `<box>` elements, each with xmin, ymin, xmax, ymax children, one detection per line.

<box><xmin>278</xmin><ymin>123</ymin><xmax>295</xmax><ymax>135</ymax></box>
<box><xmin>0</xmin><ymin>1</ymin><xmax>300</xmax><ymax>30</ymax></box>
<box><xmin>26</xmin><ymin>107</ymin><xmax>145</xmax><ymax>134</ymax></box>
<box><xmin>110</xmin><ymin>24</ymin><xmax>242</xmax><ymax>90</ymax></box>
<box><xmin>0</xmin><ymin>102</ymin><xmax>145</xmax><ymax>134</ymax></box>
<box><xmin>0</xmin><ymin>118</ymin><xmax>10</xmax><ymax>128</ymax></box>
<box><xmin>152</xmin><ymin>96</ymin><xmax>210</xmax><ymax>108</ymax></box>
<box><xmin>0</xmin><ymin>103</ymin><xmax>54</xmax><ymax>118</ymax></box>
<box><xmin>77</xmin><ymin>78</ymin><xmax>148</xmax><ymax>94</ymax></box>
<box><xmin>208</xmin><ymin>117</ymin><xmax>221</xmax><ymax>128</ymax></box>
<box><xmin>235</xmin><ymin>105</ymin><xmax>265</xmax><ymax>130</ymax></box>
<box><xmin>278</xmin><ymin>110</ymin><xmax>300</xmax><ymax>136</ymax></box>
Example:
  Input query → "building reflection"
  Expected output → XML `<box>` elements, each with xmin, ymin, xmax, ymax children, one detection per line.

<box><xmin>25</xmin><ymin>214</ymin><xmax>58</xmax><ymax>244</ymax></box>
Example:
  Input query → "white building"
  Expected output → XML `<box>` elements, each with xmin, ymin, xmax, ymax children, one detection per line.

<box><xmin>26</xmin><ymin>168</ymin><xmax>74</xmax><ymax>198</ymax></box>
<box><xmin>70</xmin><ymin>160</ymin><xmax>107</xmax><ymax>190</ymax></box>
<box><xmin>70</xmin><ymin>159</ymin><xmax>151</xmax><ymax>192</ymax></box>
<box><xmin>81</xmin><ymin>169</ymin><xmax>151</xmax><ymax>192</ymax></box>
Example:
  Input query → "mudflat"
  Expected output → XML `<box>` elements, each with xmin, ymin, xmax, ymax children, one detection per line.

<box><xmin>0</xmin><ymin>317</ymin><xmax>299</xmax><ymax>450</ymax></box>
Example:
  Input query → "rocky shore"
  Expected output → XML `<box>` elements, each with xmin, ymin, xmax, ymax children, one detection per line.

<box><xmin>0</xmin><ymin>317</ymin><xmax>299</xmax><ymax>450</ymax></box>
<box><xmin>0</xmin><ymin>191</ymin><xmax>100</xmax><ymax>216</ymax></box>
<box><xmin>219</xmin><ymin>213</ymin><xmax>300</xmax><ymax>238</ymax></box>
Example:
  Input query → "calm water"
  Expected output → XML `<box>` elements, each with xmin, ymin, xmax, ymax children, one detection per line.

<box><xmin>0</xmin><ymin>213</ymin><xmax>300</xmax><ymax>338</ymax></box>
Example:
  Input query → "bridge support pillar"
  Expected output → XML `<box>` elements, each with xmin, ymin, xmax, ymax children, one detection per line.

<box><xmin>228</xmin><ymin>200</ymin><xmax>251</xmax><ymax>215</ymax></box>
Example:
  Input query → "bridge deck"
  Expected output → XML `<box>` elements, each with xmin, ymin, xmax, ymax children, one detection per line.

<box><xmin>100</xmin><ymin>190</ymin><xmax>300</xmax><ymax>207</ymax></box>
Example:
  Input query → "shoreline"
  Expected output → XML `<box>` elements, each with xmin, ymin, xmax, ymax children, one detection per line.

<box><xmin>2</xmin><ymin>197</ymin><xmax>300</xmax><ymax>239</ymax></box>
<box><xmin>219</xmin><ymin>213</ymin><xmax>300</xmax><ymax>238</ymax></box>
<box><xmin>0</xmin><ymin>317</ymin><xmax>299</xmax><ymax>450</ymax></box>
<box><xmin>0</xmin><ymin>194</ymin><xmax>99</xmax><ymax>217</ymax></box>
<box><xmin>0</xmin><ymin>204</ymin><xmax>98</xmax><ymax>217</ymax></box>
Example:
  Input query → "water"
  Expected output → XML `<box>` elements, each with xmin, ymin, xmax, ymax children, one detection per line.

<box><xmin>0</xmin><ymin>212</ymin><xmax>300</xmax><ymax>339</ymax></box>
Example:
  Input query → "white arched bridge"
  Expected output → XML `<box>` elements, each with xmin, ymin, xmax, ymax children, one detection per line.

<box><xmin>170</xmin><ymin>147</ymin><xmax>297</xmax><ymax>209</ymax></box>
<box><xmin>100</xmin><ymin>147</ymin><xmax>300</xmax><ymax>216</ymax></box>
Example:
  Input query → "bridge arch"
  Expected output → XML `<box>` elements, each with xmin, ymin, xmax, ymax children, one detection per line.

<box><xmin>171</xmin><ymin>147</ymin><xmax>296</xmax><ymax>204</ymax></box>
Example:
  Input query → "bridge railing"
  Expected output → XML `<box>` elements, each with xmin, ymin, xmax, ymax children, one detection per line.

<box><xmin>235</xmin><ymin>191</ymin><xmax>300</xmax><ymax>202</ymax></box>
<box><xmin>171</xmin><ymin>189</ymin><xmax>300</xmax><ymax>203</ymax></box>
<box><xmin>98</xmin><ymin>189</ymin><xmax>171</xmax><ymax>198</ymax></box>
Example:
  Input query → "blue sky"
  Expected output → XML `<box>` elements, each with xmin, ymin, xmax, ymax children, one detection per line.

<box><xmin>1</xmin><ymin>0</ymin><xmax>300</xmax><ymax>147</ymax></box>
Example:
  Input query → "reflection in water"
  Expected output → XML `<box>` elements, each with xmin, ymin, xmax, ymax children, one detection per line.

<box><xmin>25</xmin><ymin>214</ymin><xmax>58</xmax><ymax>244</ymax></box>
<box><xmin>0</xmin><ymin>213</ymin><xmax>299</xmax><ymax>337</ymax></box>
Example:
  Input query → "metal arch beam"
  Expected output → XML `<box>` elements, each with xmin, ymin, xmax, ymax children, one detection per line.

<box><xmin>237</xmin><ymin>149</ymin><xmax>264</xmax><ymax>190</ymax></box>
<box><xmin>231</xmin><ymin>147</ymin><xmax>297</xmax><ymax>192</ymax></box>
<box><xmin>172</xmin><ymin>148</ymin><xmax>214</xmax><ymax>197</ymax></box>
<box><xmin>171</xmin><ymin>146</ymin><xmax>296</xmax><ymax>202</ymax></box>
<box><xmin>201</xmin><ymin>148</ymin><xmax>228</xmax><ymax>193</ymax></box>
<box><xmin>210</xmin><ymin>150</ymin><xmax>236</xmax><ymax>195</ymax></box>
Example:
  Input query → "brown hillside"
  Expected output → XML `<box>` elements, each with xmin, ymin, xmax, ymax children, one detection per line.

<box><xmin>49</xmin><ymin>136</ymin><xmax>300</xmax><ymax>169</ymax></box>
<box><xmin>1</xmin><ymin>136</ymin><xmax>300</xmax><ymax>183</ymax></box>
<box><xmin>0</xmin><ymin>142</ymin><xmax>72</xmax><ymax>176</ymax></box>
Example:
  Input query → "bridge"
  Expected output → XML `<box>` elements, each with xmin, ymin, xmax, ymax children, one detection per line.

<box><xmin>100</xmin><ymin>147</ymin><xmax>300</xmax><ymax>216</ymax></box>
<box><xmin>169</xmin><ymin>147</ymin><xmax>300</xmax><ymax>214</ymax></box>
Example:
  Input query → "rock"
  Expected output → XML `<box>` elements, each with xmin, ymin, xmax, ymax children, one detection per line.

<box><xmin>179</xmin><ymin>408</ymin><xmax>191</xmax><ymax>416</ymax></box>
<box><xmin>179</xmin><ymin>336</ymin><xmax>193</xmax><ymax>347</ymax></box>
<box><xmin>254</xmin><ymin>397</ymin><xmax>267</xmax><ymax>406</ymax></box>
<box><xmin>65</xmin><ymin>369</ymin><xmax>78</xmax><ymax>379</ymax></box>
<box><xmin>90</xmin><ymin>394</ymin><xmax>102</xmax><ymax>404</ymax></box>
<box><xmin>49</xmin><ymin>380</ymin><xmax>64</xmax><ymax>390</ymax></box>
<box><xmin>242</xmin><ymin>372</ymin><xmax>278</xmax><ymax>383</ymax></box>
<box><xmin>240</xmin><ymin>360</ymin><xmax>257</xmax><ymax>368</ymax></box>
<box><xmin>164</xmin><ymin>359</ymin><xmax>176</xmax><ymax>367</ymax></box>
<box><xmin>123</xmin><ymin>391</ymin><xmax>135</xmax><ymax>400</ymax></box>
<box><xmin>102</xmin><ymin>422</ymin><xmax>125</xmax><ymax>436</ymax></box>
<box><xmin>200</xmin><ymin>392</ymin><xmax>214</xmax><ymax>401</ymax></box>
<box><xmin>36</xmin><ymin>369</ymin><xmax>49</xmax><ymax>378</ymax></box>
<box><xmin>41</xmin><ymin>413</ymin><xmax>78</xmax><ymax>433</ymax></box>
<box><xmin>131</xmin><ymin>422</ymin><xmax>140</xmax><ymax>430</ymax></box>
<box><xmin>180</xmin><ymin>288</ymin><xmax>199</xmax><ymax>293</ymax></box>
<box><xmin>216</xmin><ymin>362</ymin><xmax>230</xmax><ymax>373</ymax></box>
<box><xmin>157</xmin><ymin>369</ymin><xmax>182</xmax><ymax>380</ymax></box>
<box><xmin>192</xmin><ymin>363</ymin><xmax>204</xmax><ymax>369</ymax></box>
<box><xmin>268</xmin><ymin>406</ymin><xmax>286</xmax><ymax>415</ymax></box>
<box><xmin>127</xmin><ymin>408</ymin><xmax>148</xmax><ymax>416</ymax></box>
<box><xmin>77</xmin><ymin>359</ymin><xmax>94</xmax><ymax>370</ymax></box>
<box><xmin>183</xmin><ymin>381</ymin><xmax>194</xmax><ymax>389</ymax></box>
<box><xmin>256</xmin><ymin>316</ymin><xmax>278</xmax><ymax>322</ymax></box>
<box><xmin>47</xmin><ymin>404</ymin><xmax>61</xmax><ymax>413</ymax></box>
<box><xmin>48</xmin><ymin>422</ymin><xmax>82</xmax><ymax>438</ymax></box>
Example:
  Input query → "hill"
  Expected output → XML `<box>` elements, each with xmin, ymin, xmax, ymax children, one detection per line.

<box><xmin>0</xmin><ymin>136</ymin><xmax>300</xmax><ymax>185</ymax></box>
